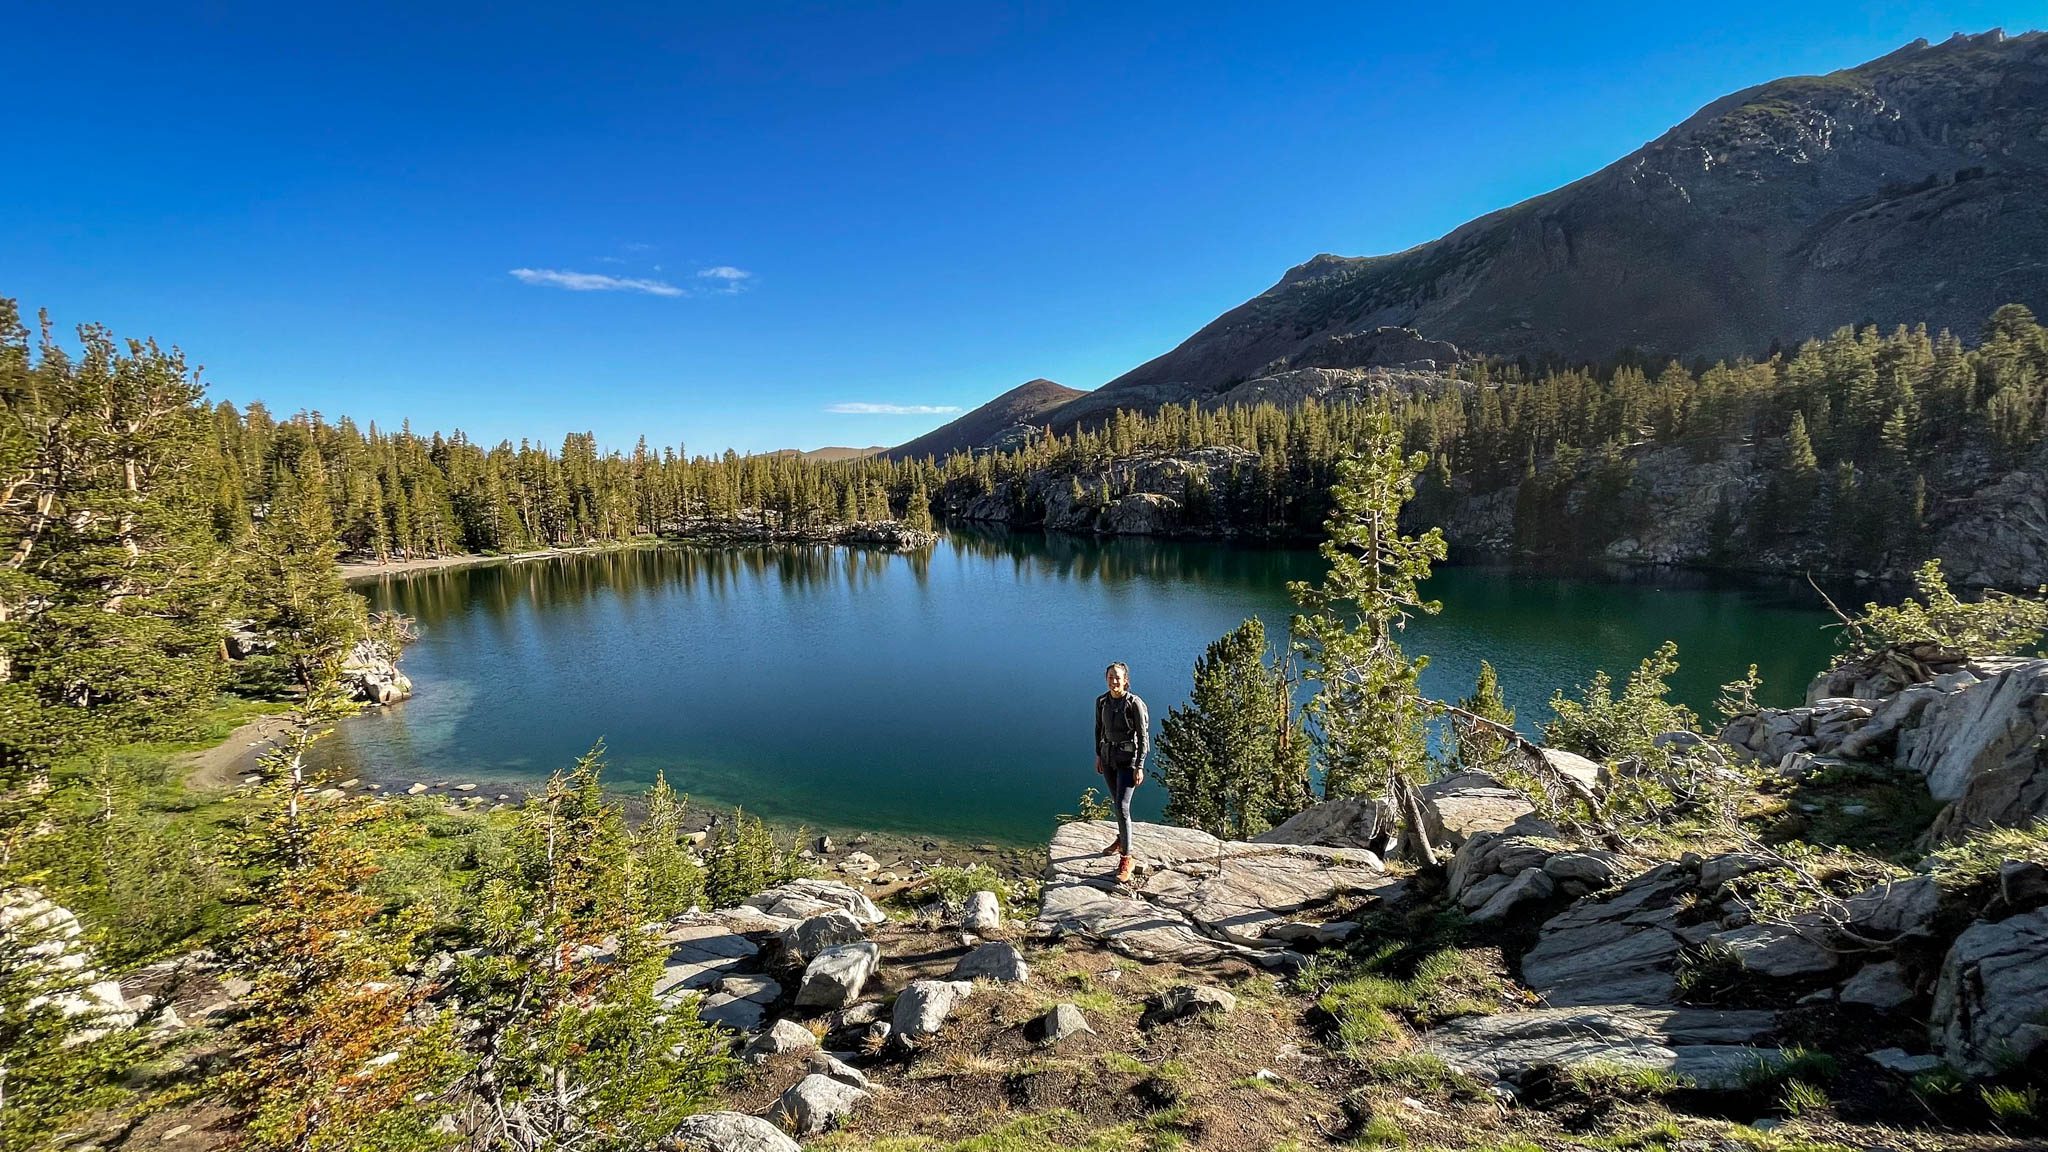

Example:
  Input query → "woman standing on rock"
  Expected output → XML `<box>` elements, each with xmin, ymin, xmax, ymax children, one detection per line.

<box><xmin>1094</xmin><ymin>661</ymin><xmax>1151</xmax><ymax>884</ymax></box>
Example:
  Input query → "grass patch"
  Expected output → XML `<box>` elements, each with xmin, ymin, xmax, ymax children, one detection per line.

<box><xmin>1776</xmin><ymin>1079</ymin><xmax>1829</xmax><ymax>1117</ymax></box>
<box><xmin>1356</xmin><ymin>1051</ymin><xmax>1486</xmax><ymax>1100</ymax></box>
<box><xmin>1982</xmin><ymin>1084</ymin><xmax>2039</xmax><ymax>1123</ymax></box>
<box><xmin>1574</xmin><ymin>1119</ymin><xmax>1685</xmax><ymax>1150</ymax></box>
<box><xmin>1349</xmin><ymin>1114</ymin><xmax>1407</xmax><ymax>1149</ymax></box>
<box><xmin>810</xmin><ymin>1109</ymin><xmax>1158</xmax><ymax>1151</ymax></box>
<box><xmin>1562</xmin><ymin>1060</ymin><xmax>1685</xmax><ymax>1098</ymax></box>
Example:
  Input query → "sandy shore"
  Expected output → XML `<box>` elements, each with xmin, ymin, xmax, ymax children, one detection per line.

<box><xmin>338</xmin><ymin>546</ymin><xmax>606</xmax><ymax>582</ymax></box>
<box><xmin>182</xmin><ymin>714</ymin><xmax>296</xmax><ymax>790</ymax></box>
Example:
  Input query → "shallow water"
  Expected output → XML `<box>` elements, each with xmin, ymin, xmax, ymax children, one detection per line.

<box><xmin>323</xmin><ymin>533</ymin><xmax>1840</xmax><ymax>844</ymax></box>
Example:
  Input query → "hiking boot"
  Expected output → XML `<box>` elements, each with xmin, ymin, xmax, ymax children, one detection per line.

<box><xmin>1115</xmin><ymin>854</ymin><xmax>1135</xmax><ymax>884</ymax></box>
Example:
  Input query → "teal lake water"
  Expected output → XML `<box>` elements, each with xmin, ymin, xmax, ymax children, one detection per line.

<box><xmin>327</xmin><ymin>534</ymin><xmax>1840</xmax><ymax>844</ymax></box>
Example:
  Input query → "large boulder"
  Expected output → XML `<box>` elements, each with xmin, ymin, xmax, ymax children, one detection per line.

<box><xmin>1251</xmin><ymin>795</ymin><xmax>1398</xmax><ymax>854</ymax></box>
<box><xmin>1905</xmin><ymin>661</ymin><xmax>2048</xmax><ymax>838</ymax></box>
<box><xmin>339</xmin><ymin>638</ymin><xmax>412</xmax><ymax>706</ymax></box>
<box><xmin>771</xmin><ymin>1073</ymin><xmax>868</xmax><ymax>1138</ymax></box>
<box><xmin>1930</xmin><ymin>906</ymin><xmax>2048</xmax><ymax>1075</ymax></box>
<box><xmin>961</xmin><ymin>891</ymin><xmax>1002</xmax><ymax>935</ymax></box>
<box><xmin>665</xmin><ymin>1111</ymin><xmax>801</xmax><ymax>1152</ymax></box>
<box><xmin>794</xmin><ymin>942</ymin><xmax>880</xmax><ymax>1010</ymax></box>
<box><xmin>780</xmin><ymin>909</ymin><xmax>867</xmax><ymax>960</ymax></box>
<box><xmin>1416</xmin><ymin>772</ymin><xmax>1537</xmax><ymax>851</ymax></box>
<box><xmin>655</xmin><ymin>923</ymin><xmax>762</xmax><ymax>1001</ymax></box>
<box><xmin>739</xmin><ymin>879</ymin><xmax>886</xmax><ymax>926</ymax></box>
<box><xmin>950</xmin><ymin>941</ymin><xmax>1029</xmax><ymax>983</ymax></box>
<box><xmin>891</xmin><ymin>979</ymin><xmax>973</xmax><ymax>1044</ymax></box>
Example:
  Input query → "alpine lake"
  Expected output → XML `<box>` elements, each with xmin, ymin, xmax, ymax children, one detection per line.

<box><xmin>320</xmin><ymin>532</ymin><xmax>1842</xmax><ymax>846</ymax></box>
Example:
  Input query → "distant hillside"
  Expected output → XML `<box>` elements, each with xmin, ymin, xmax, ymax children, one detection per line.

<box><xmin>768</xmin><ymin>445</ymin><xmax>886</xmax><ymax>462</ymax></box>
<box><xmin>1047</xmin><ymin>30</ymin><xmax>2048</xmax><ymax>430</ymax></box>
<box><xmin>885</xmin><ymin>378</ymin><xmax>1084</xmax><ymax>459</ymax></box>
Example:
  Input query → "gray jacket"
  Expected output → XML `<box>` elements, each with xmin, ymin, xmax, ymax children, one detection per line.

<box><xmin>1094</xmin><ymin>691</ymin><xmax>1150</xmax><ymax>770</ymax></box>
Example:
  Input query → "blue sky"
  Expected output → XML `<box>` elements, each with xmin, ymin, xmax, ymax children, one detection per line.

<box><xmin>3</xmin><ymin>2</ymin><xmax>2039</xmax><ymax>454</ymax></box>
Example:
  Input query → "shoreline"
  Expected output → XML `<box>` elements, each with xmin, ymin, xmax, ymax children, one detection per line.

<box><xmin>339</xmin><ymin>544</ymin><xmax>617</xmax><ymax>583</ymax></box>
<box><xmin>178</xmin><ymin>714</ymin><xmax>1043</xmax><ymax>883</ymax></box>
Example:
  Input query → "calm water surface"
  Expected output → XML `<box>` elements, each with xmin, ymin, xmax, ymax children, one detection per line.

<box><xmin>324</xmin><ymin>534</ymin><xmax>1839</xmax><ymax>844</ymax></box>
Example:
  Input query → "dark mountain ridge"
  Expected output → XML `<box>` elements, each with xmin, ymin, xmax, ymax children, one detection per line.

<box><xmin>1038</xmin><ymin>29</ymin><xmax>2048</xmax><ymax>431</ymax></box>
<box><xmin>884</xmin><ymin>378</ymin><xmax>1084</xmax><ymax>460</ymax></box>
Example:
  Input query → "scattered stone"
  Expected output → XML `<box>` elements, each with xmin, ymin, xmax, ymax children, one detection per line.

<box><xmin>406</xmin><ymin>782</ymin><xmax>430</xmax><ymax>795</ymax></box>
<box><xmin>1843</xmin><ymin>876</ymin><xmax>1944</xmax><ymax>939</ymax></box>
<box><xmin>1867</xmin><ymin>1048</ymin><xmax>1945</xmax><ymax>1075</ymax></box>
<box><xmin>806</xmin><ymin>1048</ymin><xmax>870</xmax><ymax>1090</ymax></box>
<box><xmin>665</xmin><ymin>1110</ymin><xmax>800</xmax><ymax>1152</ymax></box>
<box><xmin>795</xmin><ymin>942</ymin><xmax>881</xmax><ymax>1010</ymax></box>
<box><xmin>1031</xmin><ymin>1003</ymin><xmax>1094</xmax><ymax>1045</ymax></box>
<box><xmin>815</xmin><ymin>835</ymin><xmax>833</xmax><ymax>854</ymax></box>
<box><xmin>742</xmin><ymin>1019</ymin><xmax>818</xmax><ymax>1062</ymax></box>
<box><xmin>839</xmin><ymin>851</ymin><xmax>880</xmax><ymax>876</ymax></box>
<box><xmin>781</xmin><ymin>909</ymin><xmax>867</xmax><ymax>960</ymax></box>
<box><xmin>1839</xmin><ymin>961</ymin><xmax>1915</xmax><ymax>1009</ymax></box>
<box><xmin>891</xmin><ymin>979</ymin><xmax>973</xmax><ymax>1043</ymax></box>
<box><xmin>453</xmin><ymin>782</ymin><xmax>477</xmax><ymax>792</ymax></box>
<box><xmin>772</xmin><ymin>1074</ymin><xmax>869</xmax><ymax>1138</ymax></box>
<box><xmin>1144</xmin><ymin>984</ymin><xmax>1235</xmax><ymax>1024</ymax></box>
<box><xmin>962</xmin><ymin>890</ymin><xmax>1002</xmax><ymax>935</ymax></box>
<box><xmin>951</xmin><ymin>941</ymin><xmax>1029</xmax><ymax>983</ymax></box>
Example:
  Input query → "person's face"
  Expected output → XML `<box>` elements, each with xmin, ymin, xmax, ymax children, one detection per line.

<box><xmin>1105</xmin><ymin>666</ymin><xmax>1128</xmax><ymax>696</ymax></box>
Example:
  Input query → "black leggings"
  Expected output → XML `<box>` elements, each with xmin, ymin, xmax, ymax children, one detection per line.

<box><xmin>1106</xmin><ymin>765</ymin><xmax>1137</xmax><ymax>854</ymax></box>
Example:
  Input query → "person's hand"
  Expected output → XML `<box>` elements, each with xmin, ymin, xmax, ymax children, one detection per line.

<box><xmin>1094</xmin><ymin>755</ymin><xmax>1103</xmax><ymax>776</ymax></box>
<box><xmin>1134</xmin><ymin>769</ymin><xmax>1145</xmax><ymax>788</ymax></box>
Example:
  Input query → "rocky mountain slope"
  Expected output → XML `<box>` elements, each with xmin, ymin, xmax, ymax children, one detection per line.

<box><xmin>770</xmin><ymin>446</ymin><xmax>887</xmax><ymax>462</ymax></box>
<box><xmin>885</xmin><ymin>378</ymin><xmax>1085</xmax><ymax>460</ymax></box>
<box><xmin>1038</xmin><ymin>30</ymin><xmax>2048</xmax><ymax>430</ymax></box>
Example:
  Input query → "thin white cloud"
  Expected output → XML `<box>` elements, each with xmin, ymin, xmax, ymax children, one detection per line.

<box><xmin>695</xmin><ymin>266</ymin><xmax>753</xmax><ymax>295</ymax></box>
<box><xmin>826</xmin><ymin>402</ymin><xmax>963</xmax><ymax>415</ymax></box>
<box><xmin>509</xmin><ymin>268</ymin><xmax>683</xmax><ymax>297</ymax></box>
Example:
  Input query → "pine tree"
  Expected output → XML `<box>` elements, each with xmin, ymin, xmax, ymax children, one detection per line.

<box><xmin>217</xmin><ymin>676</ymin><xmax>461</xmax><ymax>1152</ymax></box>
<box><xmin>1449</xmin><ymin>660</ymin><xmax>1517</xmax><ymax>777</ymax></box>
<box><xmin>1289</xmin><ymin>410</ymin><xmax>1446</xmax><ymax>797</ymax></box>
<box><xmin>1158</xmin><ymin>617</ymin><xmax>1310</xmax><ymax>839</ymax></box>
<box><xmin>636</xmin><ymin>773</ymin><xmax>705</xmax><ymax>920</ymax></box>
<box><xmin>453</xmin><ymin>746</ymin><xmax>734</xmax><ymax>1147</ymax></box>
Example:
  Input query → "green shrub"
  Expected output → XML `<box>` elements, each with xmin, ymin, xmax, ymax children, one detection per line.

<box><xmin>1840</xmin><ymin>559</ymin><xmax>2048</xmax><ymax>660</ymax></box>
<box><xmin>700</xmin><ymin>808</ymin><xmax>811</xmax><ymax>908</ymax></box>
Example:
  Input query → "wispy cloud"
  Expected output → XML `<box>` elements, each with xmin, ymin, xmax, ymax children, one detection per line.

<box><xmin>826</xmin><ymin>402</ymin><xmax>963</xmax><ymax>415</ymax></box>
<box><xmin>509</xmin><ymin>268</ymin><xmax>683</xmax><ymax>297</ymax></box>
<box><xmin>696</xmin><ymin>266</ymin><xmax>753</xmax><ymax>294</ymax></box>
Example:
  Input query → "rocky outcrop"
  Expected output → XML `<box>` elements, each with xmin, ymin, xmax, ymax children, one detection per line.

<box><xmin>1930</xmin><ymin>906</ymin><xmax>2048</xmax><ymax>1075</ymax></box>
<box><xmin>736</xmin><ymin>879</ymin><xmax>887</xmax><ymax>927</ymax></box>
<box><xmin>1422</xmin><ymin>1006</ymin><xmax>1782</xmax><ymax>1091</ymax></box>
<box><xmin>944</xmin><ymin>447</ymin><xmax>1260</xmax><ymax>539</ymax></box>
<box><xmin>1723</xmin><ymin>656</ymin><xmax>2048</xmax><ymax>840</ymax></box>
<box><xmin>1036</xmin><ymin>821</ymin><xmax>1401</xmax><ymax>964</ymax></box>
<box><xmin>0</xmin><ymin>890</ymin><xmax>136</xmax><ymax>1036</ymax></box>
<box><xmin>339</xmin><ymin>638</ymin><xmax>413</xmax><ymax>706</ymax></box>
<box><xmin>1414</xmin><ymin>771</ymin><xmax>1536</xmax><ymax>852</ymax></box>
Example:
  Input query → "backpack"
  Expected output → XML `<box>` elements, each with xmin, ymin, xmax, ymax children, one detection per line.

<box><xmin>1101</xmin><ymin>693</ymin><xmax>1142</xmax><ymax>763</ymax></box>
